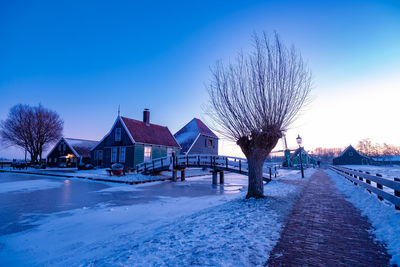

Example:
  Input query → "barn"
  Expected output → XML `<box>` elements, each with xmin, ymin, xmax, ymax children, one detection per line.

<box><xmin>174</xmin><ymin>118</ymin><xmax>218</xmax><ymax>155</ymax></box>
<box><xmin>333</xmin><ymin>145</ymin><xmax>371</xmax><ymax>165</ymax></box>
<box><xmin>91</xmin><ymin>109</ymin><xmax>180</xmax><ymax>169</ymax></box>
<box><xmin>47</xmin><ymin>138</ymin><xmax>98</xmax><ymax>167</ymax></box>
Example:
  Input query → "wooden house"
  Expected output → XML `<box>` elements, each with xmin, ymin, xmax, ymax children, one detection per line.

<box><xmin>47</xmin><ymin>138</ymin><xmax>98</xmax><ymax>167</ymax></box>
<box><xmin>333</xmin><ymin>145</ymin><xmax>371</xmax><ymax>165</ymax></box>
<box><xmin>91</xmin><ymin>109</ymin><xmax>180</xmax><ymax>169</ymax></box>
<box><xmin>290</xmin><ymin>147</ymin><xmax>317</xmax><ymax>166</ymax></box>
<box><xmin>174</xmin><ymin>118</ymin><xmax>218</xmax><ymax>155</ymax></box>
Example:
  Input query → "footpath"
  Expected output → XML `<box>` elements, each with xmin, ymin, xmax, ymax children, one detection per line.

<box><xmin>268</xmin><ymin>169</ymin><xmax>392</xmax><ymax>266</ymax></box>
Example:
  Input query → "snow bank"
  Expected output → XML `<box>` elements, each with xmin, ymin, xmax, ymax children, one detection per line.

<box><xmin>0</xmin><ymin>174</ymin><xmax>302</xmax><ymax>266</ymax></box>
<box><xmin>326</xmin><ymin>169</ymin><xmax>400</xmax><ymax>265</ymax></box>
<box><xmin>0</xmin><ymin>180</ymin><xmax>63</xmax><ymax>194</ymax></box>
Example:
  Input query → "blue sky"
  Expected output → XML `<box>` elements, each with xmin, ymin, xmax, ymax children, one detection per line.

<box><xmin>1</xmin><ymin>0</ymin><xmax>400</xmax><ymax>158</ymax></box>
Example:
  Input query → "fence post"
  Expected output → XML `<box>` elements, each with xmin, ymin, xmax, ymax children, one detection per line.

<box><xmin>181</xmin><ymin>170</ymin><xmax>185</xmax><ymax>181</ymax></box>
<box><xmin>186</xmin><ymin>156</ymin><xmax>189</xmax><ymax>167</ymax></box>
<box><xmin>376</xmin><ymin>174</ymin><xmax>383</xmax><ymax>201</ymax></box>
<box><xmin>219</xmin><ymin>171</ymin><xmax>224</xmax><ymax>184</ymax></box>
<box><xmin>274</xmin><ymin>166</ymin><xmax>277</xmax><ymax>178</ymax></box>
<box><xmin>394</xmin><ymin>178</ymin><xmax>400</xmax><ymax>210</ymax></box>
<box><xmin>212</xmin><ymin>171</ymin><xmax>218</xmax><ymax>185</ymax></box>
<box><xmin>172</xmin><ymin>170</ymin><xmax>177</xmax><ymax>182</ymax></box>
<box><xmin>239</xmin><ymin>160</ymin><xmax>241</xmax><ymax>173</ymax></box>
<box><xmin>269</xmin><ymin>168</ymin><xmax>272</xmax><ymax>179</ymax></box>
<box><xmin>226</xmin><ymin>157</ymin><xmax>228</xmax><ymax>170</ymax></box>
<box><xmin>198</xmin><ymin>156</ymin><xmax>200</xmax><ymax>167</ymax></box>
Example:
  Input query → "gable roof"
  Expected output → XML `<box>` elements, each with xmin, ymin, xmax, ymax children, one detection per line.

<box><xmin>47</xmin><ymin>137</ymin><xmax>98</xmax><ymax>158</ymax></box>
<box><xmin>64</xmin><ymin>138</ymin><xmax>98</xmax><ymax>157</ymax></box>
<box><xmin>335</xmin><ymin>145</ymin><xmax>369</xmax><ymax>159</ymax></box>
<box><xmin>120</xmin><ymin>116</ymin><xmax>180</xmax><ymax>148</ymax></box>
<box><xmin>174</xmin><ymin>118</ymin><xmax>218</xmax><ymax>153</ymax></box>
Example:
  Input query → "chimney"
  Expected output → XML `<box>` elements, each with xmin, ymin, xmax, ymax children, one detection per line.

<box><xmin>143</xmin><ymin>108</ymin><xmax>150</xmax><ymax>126</ymax></box>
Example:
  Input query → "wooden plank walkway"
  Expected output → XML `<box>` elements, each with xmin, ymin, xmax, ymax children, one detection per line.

<box><xmin>267</xmin><ymin>169</ymin><xmax>392</xmax><ymax>266</ymax></box>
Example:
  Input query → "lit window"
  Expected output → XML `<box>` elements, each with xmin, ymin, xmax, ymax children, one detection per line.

<box><xmin>120</xmin><ymin>147</ymin><xmax>126</xmax><ymax>163</ymax></box>
<box><xmin>144</xmin><ymin>146</ymin><xmax>152</xmax><ymax>162</ymax></box>
<box><xmin>111</xmin><ymin>147</ymin><xmax>117</xmax><ymax>162</ymax></box>
<box><xmin>115</xmin><ymin>128</ymin><xmax>121</xmax><ymax>142</ymax></box>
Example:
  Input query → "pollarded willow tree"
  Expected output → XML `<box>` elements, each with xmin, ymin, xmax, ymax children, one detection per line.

<box><xmin>207</xmin><ymin>32</ymin><xmax>312</xmax><ymax>198</ymax></box>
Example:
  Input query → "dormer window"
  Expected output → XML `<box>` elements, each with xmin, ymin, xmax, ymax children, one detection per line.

<box><xmin>115</xmin><ymin>128</ymin><xmax>121</xmax><ymax>141</ymax></box>
<box><xmin>349</xmin><ymin>152</ymin><xmax>353</xmax><ymax>156</ymax></box>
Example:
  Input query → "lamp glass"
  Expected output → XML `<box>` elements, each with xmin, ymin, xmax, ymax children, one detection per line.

<box><xmin>296</xmin><ymin>135</ymin><xmax>302</xmax><ymax>146</ymax></box>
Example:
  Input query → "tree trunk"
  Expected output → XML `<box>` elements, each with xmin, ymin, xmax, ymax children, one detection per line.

<box><xmin>237</xmin><ymin>131</ymin><xmax>282</xmax><ymax>199</ymax></box>
<box><xmin>246</xmin><ymin>153</ymin><xmax>266</xmax><ymax>198</ymax></box>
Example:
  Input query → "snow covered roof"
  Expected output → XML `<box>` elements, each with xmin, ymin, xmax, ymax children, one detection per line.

<box><xmin>174</xmin><ymin>118</ymin><xmax>218</xmax><ymax>153</ymax></box>
<box><xmin>64</xmin><ymin>138</ymin><xmax>99</xmax><ymax>157</ymax></box>
<box><xmin>120</xmin><ymin>116</ymin><xmax>180</xmax><ymax>148</ymax></box>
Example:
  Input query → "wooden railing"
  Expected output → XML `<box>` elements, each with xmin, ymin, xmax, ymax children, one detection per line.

<box><xmin>136</xmin><ymin>154</ymin><xmax>279</xmax><ymax>179</ymax></box>
<box><xmin>330</xmin><ymin>166</ymin><xmax>400</xmax><ymax>210</ymax></box>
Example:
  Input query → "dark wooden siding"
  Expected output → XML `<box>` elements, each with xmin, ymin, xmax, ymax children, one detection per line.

<box><xmin>333</xmin><ymin>147</ymin><xmax>370</xmax><ymax>165</ymax></box>
<box><xmin>188</xmin><ymin>135</ymin><xmax>218</xmax><ymax>155</ymax></box>
<box><xmin>91</xmin><ymin>118</ymin><xmax>181</xmax><ymax>169</ymax></box>
<box><xmin>47</xmin><ymin>139</ymin><xmax>78</xmax><ymax>167</ymax></box>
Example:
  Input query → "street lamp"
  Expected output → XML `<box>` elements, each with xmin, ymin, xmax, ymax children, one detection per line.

<box><xmin>296</xmin><ymin>134</ymin><xmax>305</xmax><ymax>178</ymax></box>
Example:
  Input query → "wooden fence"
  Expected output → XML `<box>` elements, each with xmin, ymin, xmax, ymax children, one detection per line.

<box><xmin>330</xmin><ymin>166</ymin><xmax>400</xmax><ymax>210</ymax></box>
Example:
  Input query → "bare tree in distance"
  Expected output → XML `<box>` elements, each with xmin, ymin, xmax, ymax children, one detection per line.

<box><xmin>206</xmin><ymin>32</ymin><xmax>312</xmax><ymax>198</ymax></box>
<box><xmin>0</xmin><ymin>104</ymin><xmax>63</xmax><ymax>163</ymax></box>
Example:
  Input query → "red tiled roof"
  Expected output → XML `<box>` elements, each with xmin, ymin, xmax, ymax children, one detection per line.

<box><xmin>121</xmin><ymin>116</ymin><xmax>180</xmax><ymax>148</ymax></box>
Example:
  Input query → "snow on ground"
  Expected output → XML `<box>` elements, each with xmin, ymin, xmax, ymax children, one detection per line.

<box><xmin>0</xmin><ymin>172</ymin><xmax>305</xmax><ymax>266</ymax></box>
<box><xmin>341</xmin><ymin>165</ymin><xmax>400</xmax><ymax>180</ymax></box>
<box><xmin>0</xmin><ymin>179</ymin><xmax>63</xmax><ymax>194</ymax></box>
<box><xmin>275</xmin><ymin>167</ymin><xmax>316</xmax><ymax>181</ymax></box>
<box><xmin>326</xmin><ymin>169</ymin><xmax>400</xmax><ymax>265</ymax></box>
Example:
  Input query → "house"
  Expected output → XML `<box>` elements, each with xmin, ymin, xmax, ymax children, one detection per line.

<box><xmin>284</xmin><ymin>147</ymin><xmax>316</xmax><ymax>167</ymax></box>
<box><xmin>174</xmin><ymin>118</ymin><xmax>218</xmax><ymax>155</ymax></box>
<box><xmin>333</xmin><ymin>145</ymin><xmax>371</xmax><ymax>165</ymax></box>
<box><xmin>91</xmin><ymin>109</ymin><xmax>180</xmax><ymax>169</ymax></box>
<box><xmin>47</xmin><ymin>138</ymin><xmax>98</xmax><ymax>167</ymax></box>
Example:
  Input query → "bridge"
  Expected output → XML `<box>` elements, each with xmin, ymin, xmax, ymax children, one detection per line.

<box><xmin>136</xmin><ymin>154</ymin><xmax>278</xmax><ymax>184</ymax></box>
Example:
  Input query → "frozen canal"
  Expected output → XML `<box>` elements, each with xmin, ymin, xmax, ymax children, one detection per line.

<box><xmin>0</xmin><ymin>172</ymin><xmax>246</xmax><ymax>236</ymax></box>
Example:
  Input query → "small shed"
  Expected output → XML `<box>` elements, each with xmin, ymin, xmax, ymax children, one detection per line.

<box><xmin>289</xmin><ymin>147</ymin><xmax>317</xmax><ymax>166</ymax></box>
<box><xmin>333</xmin><ymin>145</ymin><xmax>371</xmax><ymax>165</ymax></box>
<box><xmin>47</xmin><ymin>138</ymin><xmax>98</xmax><ymax>167</ymax></box>
<box><xmin>174</xmin><ymin>118</ymin><xmax>218</xmax><ymax>155</ymax></box>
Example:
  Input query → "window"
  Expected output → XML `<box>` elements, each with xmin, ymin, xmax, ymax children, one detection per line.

<box><xmin>349</xmin><ymin>152</ymin><xmax>353</xmax><ymax>156</ymax></box>
<box><xmin>115</xmin><ymin>128</ymin><xmax>121</xmax><ymax>142</ymax></box>
<box><xmin>98</xmin><ymin>150</ymin><xmax>103</xmax><ymax>160</ymax></box>
<box><xmin>94</xmin><ymin>151</ymin><xmax>98</xmax><ymax>160</ymax></box>
<box><xmin>58</xmin><ymin>144</ymin><xmax>62</xmax><ymax>152</ymax></box>
<box><xmin>208</xmin><ymin>139</ymin><xmax>213</xmax><ymax>148</ymax></box>
<box><xmin>63</xmin><ymin>143</ymin><xmax>66</xmax><ymax>151</ymax></box>
<box><xmin>111</xmin><ymin>147</ymin><xmax>117</xmax><ymax>162</ymax></box>
<box><xmin>120</xmin><ymin>147</ymin><xmax>126</xmax><ymax>163</ymax></box>
<box><xmin>167</xmin><ymin>148</ymin><xmax>173</xmax><ymax>157</ymax></box>
<box><xmin>144</xmin><ymin>146</ymin><xmax>152</xmax><ymax>162</ymax></box>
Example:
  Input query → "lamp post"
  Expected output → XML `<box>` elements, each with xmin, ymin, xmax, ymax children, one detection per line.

<box><xmin>296</xmin><ymin>134</ymin><xmax>304</xmax><ymax>178</ymax></box>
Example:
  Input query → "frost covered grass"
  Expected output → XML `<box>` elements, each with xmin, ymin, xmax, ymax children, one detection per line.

<box><xmin>342</xmin><ymin>165</ymin><xmax>400</xmax><ymax>180</ymax></box>
<box><xmin>0</xmin><ymin>173</ymin><xmax>303</xmax><ymax>266</ymax></box>
<box><xmin>0</xmin><ymin>179</ymin><xmax>63</xmax><ymax>194</ymax></box>
<box><xmin>326</xmin><ymin>169</ymin><xmax>400</xmax><ymax>265</ymax></box>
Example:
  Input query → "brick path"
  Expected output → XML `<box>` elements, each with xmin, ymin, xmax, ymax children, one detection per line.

<box><xmin>267</xmin><ymin>169</ymin><xmax>391</xmax><ymax>266</ymax></box>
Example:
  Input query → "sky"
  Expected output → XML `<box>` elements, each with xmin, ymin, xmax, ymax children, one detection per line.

<box><xmin>1</xmin><ymin>0</ymin><xmax>400</xmax><ymax>159</ymax></box>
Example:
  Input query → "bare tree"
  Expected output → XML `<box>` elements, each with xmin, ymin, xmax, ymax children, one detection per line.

<box><xmin>206</xmin><ymin>32</ymin><xmax>312</xmax><ymax>198</ymax></box>
<box><xmin>0</xmin><ymin>104</ymin><xmax>63</xmax><ymax>163</ymax></box>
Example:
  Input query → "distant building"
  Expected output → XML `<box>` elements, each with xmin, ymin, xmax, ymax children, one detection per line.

<box><xmin>47</xmin><ymin>138</ymin><xmax>98</xmax><ymax>167</ymax></box>
<box><xmin>333</xmin><ymin>145</ymin><xmax>371</xmax><ymax>165</ymax></box>
<box><xmin>91</xmin><ymin>109</ymin><xmax>180</xmax><ymax>169</ymax></box>
<box><xmin>284</xmin><ymin>147</ymin><xmax>316</xmax><ymax>167</ymax></box>
<box><xmin>174</xmin><ymin>118</ymin><xmax>218</xmax><ymax>155</ymax></box>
